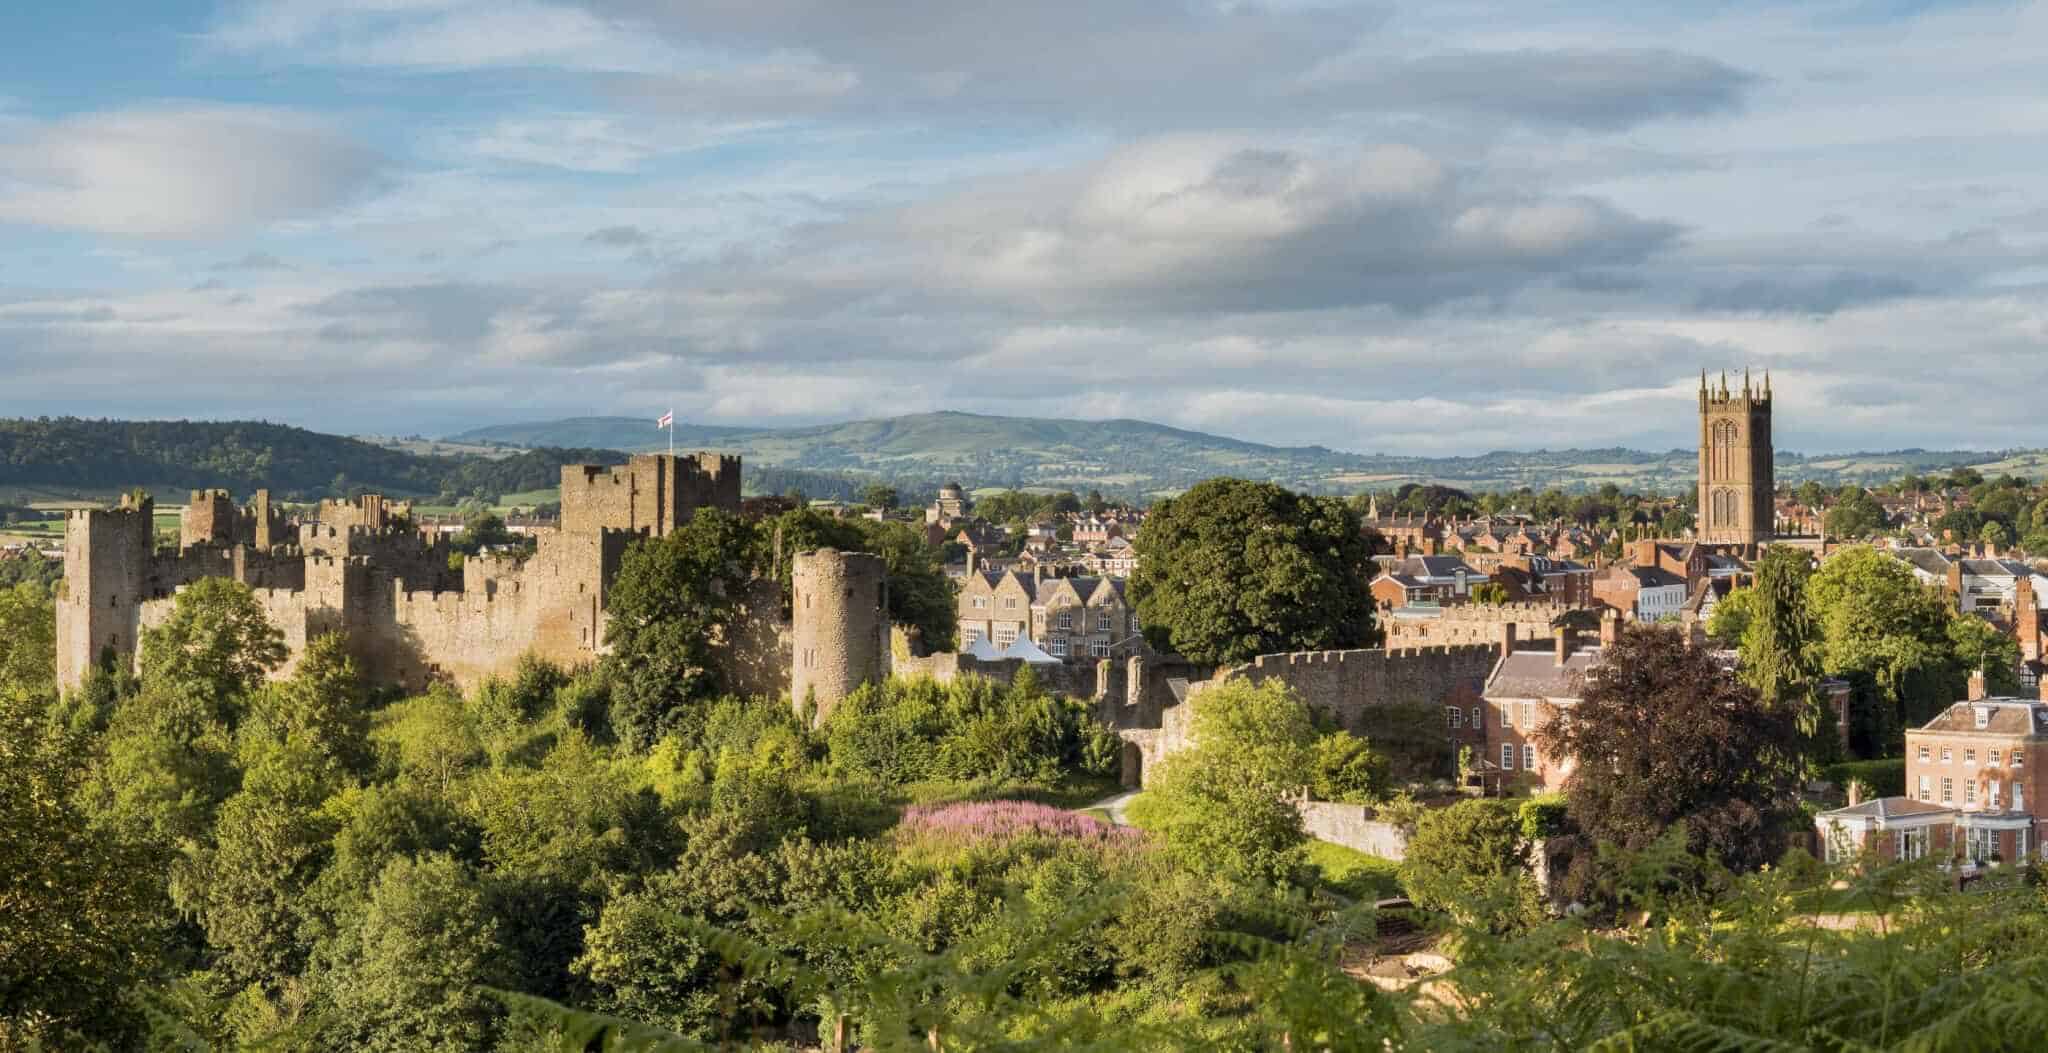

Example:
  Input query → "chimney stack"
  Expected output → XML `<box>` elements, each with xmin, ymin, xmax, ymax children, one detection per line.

<box><xmin>1847</xmin><ymin>780</ymin><xmax>1864</xmax><ymax>807</ymax></box>
<box><xmin>1554</xmin><ymin>626</ymin><xmax>1572</xmax><ymax>667</ymax></box>
<box><xmin>1500</xmin><ymin>622</ymin><xmax>1518</xmax><ymax>659</ymax></box>
<box><xmin>1968</xmin><ymin>670</ymin><xmax>1988</xmax><ymax>702</ymax></box>
<box><xmin>2018</xmin><ymin>575</ymin><xmax>2040</xmax><ymax>664</ymax></box>
<box><xmin>1599</xmin><ymin>609</ymin><xmax>1621</xmax><ymax>650</ymax></box>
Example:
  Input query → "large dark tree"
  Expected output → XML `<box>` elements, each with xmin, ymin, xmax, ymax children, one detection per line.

<box><xmin>1537</xmin><ymin>625</ymin><xmax>1806</xmax><ymax>878</ymax></box>
<box><xmin>1129</xmin><ymin>478</ymin><xmax>1375</xmax><ymax>664</ymax></box>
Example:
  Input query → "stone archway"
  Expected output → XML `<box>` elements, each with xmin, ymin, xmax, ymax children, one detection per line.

<box><xmin>1120</xmin><ymin>739</ymin><xmax>1144</xmax><ymax>789</ymax></box>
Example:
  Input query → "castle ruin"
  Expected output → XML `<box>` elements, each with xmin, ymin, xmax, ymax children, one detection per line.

<box><xmin>57</xmin><ymin>453</ymin><xmax>740</xmax><ymax>693</ymax></box>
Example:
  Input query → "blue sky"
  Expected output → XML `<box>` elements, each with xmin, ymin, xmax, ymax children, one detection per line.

<box><xmin>2</xmin><ymin>0</ymin><xmax>2044</xmax><ymax>455</ymax></box>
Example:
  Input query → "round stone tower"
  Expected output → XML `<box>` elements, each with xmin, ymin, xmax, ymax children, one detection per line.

<box><xmin>790</xmin><ymin>548</ymin><xmax>889</xmax><ymax>722</ymax></box>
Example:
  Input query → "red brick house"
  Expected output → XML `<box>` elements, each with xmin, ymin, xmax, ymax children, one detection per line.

<box><xmin>1817</xmin><ymin>688</ymin><xmax>2048</xmax><ymax>867</ymax></box>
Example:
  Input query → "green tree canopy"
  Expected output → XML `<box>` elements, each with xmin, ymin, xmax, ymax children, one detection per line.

<box><xmin>1131</xmin><ymin>678</ymin><xmax>1315</xmax><ymax>884</ymax></box>
<box><xmin>1736</xmin><ymin>547</ymin><xmax>1827</xmax><ymax>746</ymax></box>
<box><xmin>765</xmin><ymin>509</ymin><xmax>957</xmax><ymax>649</ymax></box>
<box><xmin>0</xmin><ymin>693</ymin><xmax>170</xmax><ymax>1047</ymax></box>
<box><xmin>1805</xmin><ymin>546</ymin><xmax>1967</xmax><ymax>731</ymax></box>
<box><xmin>0</xmin><ymin>582</ymin><xmax>54</xmax><ymax>705</ymax></box>
<box><xmin>603</xmin><ymin>510</ymin><xmax>759</xmax><ymax>750</ymax></box>
<box><xmin>324</xmin><ymin>854</ymin><xmax>510</xmax><ymax>1050</ymax></box>
<box><xmin>1398</xmin><ymin>798</ymin><xmax>1542</xmax><ymax>931</ymax></box>
<box><xmin>84</xmin><ymin>578</ymin><xmax>288</xmax><ymax>845</ymax></box>
<box><xmin>858</xmin><ymin>483</ymin><xmax>899</xmax><ymax>511</ymax></box>
<box><xmin>1130</xmin><ymin>478</ymin><xmax>1376</xmax><ymax>664</ymax></box>
<box><xmin>1823</xmin><ymin>490</ymin><xmax>1887</xmax><ymax>538</ymax></box>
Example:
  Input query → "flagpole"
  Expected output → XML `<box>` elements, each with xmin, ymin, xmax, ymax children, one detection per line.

<box><xmin>668</xmin><ymin>407</ymin><xmax>673</xmax><ymax>458</ymax></box>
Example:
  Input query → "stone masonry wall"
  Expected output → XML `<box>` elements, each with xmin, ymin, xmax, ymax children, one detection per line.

<box><xmin>1189</xmin><ymin>644</ymin><xmax>1499</xmax><ymax>737</ymax></box>
<box><xmin>1382</xmin><ymin>601</ymin><xmax>1570</xmax><ymax>649</ymax></box>
<box><xmin>891</xmin><ymin>651</ymin><xmax>1101</xmax><ymax>700</ymax></box>
<box><xmin>559</xmin><ymin>453</ymin><xmax>741</xmax><ymax>538</ymax></box>
<box><xmin>1105</xmin><ymin>645</ymin><xmax>1496</xmax><ymax>789</ymax></box>
<box><xmin>1293</xmin><ymin>799</ymin><xmax>1411</xmax><ymax>860</ymax></box>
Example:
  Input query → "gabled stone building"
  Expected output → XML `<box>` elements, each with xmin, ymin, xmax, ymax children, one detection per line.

<box><xmin>954</xmin><ymin>569</ymin><xmax>1141</xmax><ymax>660</ymax></box>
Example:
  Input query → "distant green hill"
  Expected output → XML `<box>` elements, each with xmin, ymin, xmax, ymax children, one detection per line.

<box><xmin>0</xmin><ymin>418</ymin><xmax>876</xmax><ymax>505</ymax></box>
<box><xmin>450</xmin><ymin>412</ymin><xmax>2045</xmax><ymax>496</ymax></box>
<box><xmin>2</xmin><ymin>415</ymin><xmax>2032</xmax><ymax>507</ymax></box>
<box><xmin>449</xmin><ymin>415</ymin><xmax>757</xmax><ymax>451</ymax></box>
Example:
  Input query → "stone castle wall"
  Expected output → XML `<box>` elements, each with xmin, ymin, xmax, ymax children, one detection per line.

<box><xmin>1382</xmin><ymin>601</ymin><xmax>1569</xmax><ymax>649</ymax></box>
<box><xmin>892</xmin><ymin>650</ymin><xmax>1103</xmax><ymax>700</ymax></box>
<box><xmin>1192</xmin><ymin>644</ymin><xmax>1499</xmax><ymax>734</ymax></box>
<box><xmin>560</xmin><ymin>453</ymin><xmax>741</xmax><ymax>538</ymax></box>
<box><xmin>57</xmin><ymin>457</ymin><xmax>740</xmax><ymax>695</ymax></box>
<box><xmin>1099</xmin><ymin>644</ymin><xmax>1497</xmax><ymax>789</ymax></box>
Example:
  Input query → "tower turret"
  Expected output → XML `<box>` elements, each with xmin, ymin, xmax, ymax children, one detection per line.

<box><xmin>1697</xmin><ymin>367</ymin><xmax>1775</xmax><ymax>547</ymax></box>
<box><xmin>56</xmin><ymin>494</ymin><xmax>156</xmax><ymax>691</ymax></box>
<box><xmin>789</xmin><ymin>548</ymin><xmax>889</xmax><ymax>723</ymax></box>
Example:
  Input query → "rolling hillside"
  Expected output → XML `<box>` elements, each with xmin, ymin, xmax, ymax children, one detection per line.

<box><xmin>2</xmin><ymin>414</ymin><xmax>2034</xmax><ymax>507</ymax></box>
<box><xmin>0</xmin><ymin>419</ymin><xmax>873</xmax><ymax>505</ymax></box>
<box><xmin>450</xmin><ymin>412</ymin><xmax>2044</xmax><ymax>496</ymax></box>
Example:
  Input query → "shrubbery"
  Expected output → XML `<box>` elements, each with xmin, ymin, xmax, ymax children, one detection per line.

<box><xmin>1821</xmin><ymin>757</ymin><xmax>1906</xmax><ymax>799</ymax></box>
<box><xmin>1399</xmin><ymin>798</ymin><xmax>1545</xmax><ymax>932</ymax></box>
<box><xmin>821</xmin><ymin>669</ymin><xmax>1116</xmax><ymax>787</ymax></box>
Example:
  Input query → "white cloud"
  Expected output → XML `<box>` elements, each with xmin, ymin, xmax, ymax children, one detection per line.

<box><xmin>0</xmin><ymin>104</ymin><xmax>381</xmax><ymax>237</ymax></box>
<box><xmin>461</xmin><ymin>113</ymin><xmax>779</xmax><ymax>173</ymax></box>
<box><xmin>730</xmin><ymin>136</ymin><xmax>1676</xmax><ymax>315</ymax></box>
<box><xmin>206</xmin><ymin>0</ymin><xmax>676</xmax><ymax>72</ymax></box>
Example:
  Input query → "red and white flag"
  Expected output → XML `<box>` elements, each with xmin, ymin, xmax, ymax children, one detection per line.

<box><xmin>656</xmin><ymin>410</ymin><xmax>674</xmax><ymax>429</ymax></box>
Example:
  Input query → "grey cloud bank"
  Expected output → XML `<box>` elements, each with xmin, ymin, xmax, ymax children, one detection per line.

<box><xmin>0</xmin><ymin>0</ymin><xmax>2044</xmax><ymax>460</ymax></box>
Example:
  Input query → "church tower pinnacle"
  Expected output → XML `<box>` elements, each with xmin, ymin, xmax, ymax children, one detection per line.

<box><xmin>1697</xmin><ymin>367</ymin><xmax>1775</xmax><ymax>547</ymax></box>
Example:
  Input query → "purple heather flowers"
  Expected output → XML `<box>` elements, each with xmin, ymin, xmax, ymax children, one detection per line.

<box><xmin>898</xmin><ymin>800</ymin><xmax>1145</xmax><ymax>846</ymax></box>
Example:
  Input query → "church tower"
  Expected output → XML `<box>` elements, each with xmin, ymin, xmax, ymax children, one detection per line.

<box><xmin>1697</xmin><ymin>369</ymin><xmax>1774</xmax><ymax>546</ymax></box>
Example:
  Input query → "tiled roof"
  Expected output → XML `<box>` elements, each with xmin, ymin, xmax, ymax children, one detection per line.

<box><xmin>1630</xmin><ymin>566</ymin><xmax>1686</xmax><ymax>588</ymax></box>
<box><xmin>1485</xmin><ymin>648</ymin><xmax>1602</xmax><ymax>699</ymax></box>
<box><xmin>1890</xmin><ymin>548</ymin><xmax>1952</xmax><ymax>577</ymax></box>
<box><xmin>1820</xmin><ymin>796</ymin><xmax>1953</xmax><ymax>821</ymax></box>
<box><xmin>1961</xmin><ymin>559</ymin><xmax>2033</xmax><ymax>577</ymax></box>
<box><xmin>1915</xmin><ymin>700</ymin><xmax>2048</xmax><ymax>737</ymax></box>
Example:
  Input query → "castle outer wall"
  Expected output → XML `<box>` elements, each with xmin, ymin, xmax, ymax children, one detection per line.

<box><xmin>57</xmin><ymin>455</ymin><xmax>739</xmax><ymax>695</ymax></box>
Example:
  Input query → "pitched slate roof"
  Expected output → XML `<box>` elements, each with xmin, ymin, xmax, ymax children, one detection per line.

<box><xmin>1820</xmin><ymin>796</ymin><xmax>1954</xmax><ymax>821</ymax></box>
<box><xmin>1961</xmin><ymin>559</ymin><xmax>2034</xmax><ymax>578</ymax></box>
<box><xmin>1890</xmin><ymin>548</ymin><xmax>1953</xmax><ymax>577</ymax></box>
<box><xmin>1630</xmin><ymin>566</ymin><xmax>1687</xmax><ymax>588</ymax></box>
<box><xmin>1484</xmin><ymin>648</ymin><xmax>1602</xmax><ymax>699</ymax></box>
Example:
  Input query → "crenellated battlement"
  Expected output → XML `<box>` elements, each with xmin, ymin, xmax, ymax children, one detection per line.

<box><xmin>61</xmin><ymin>455</ymin><xmax>740</xmax><ymax>695</ymax></box>
<box><xmin>559</xmin><ymin>453</ymin><xmax>743</xmax><ymax>539</ymax></box>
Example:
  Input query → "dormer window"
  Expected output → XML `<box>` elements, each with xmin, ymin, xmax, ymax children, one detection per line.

<box><xmin>1975</xmin><ymin>707</ymin><xmax>1990</xmax><ymax>729</ymax></box>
